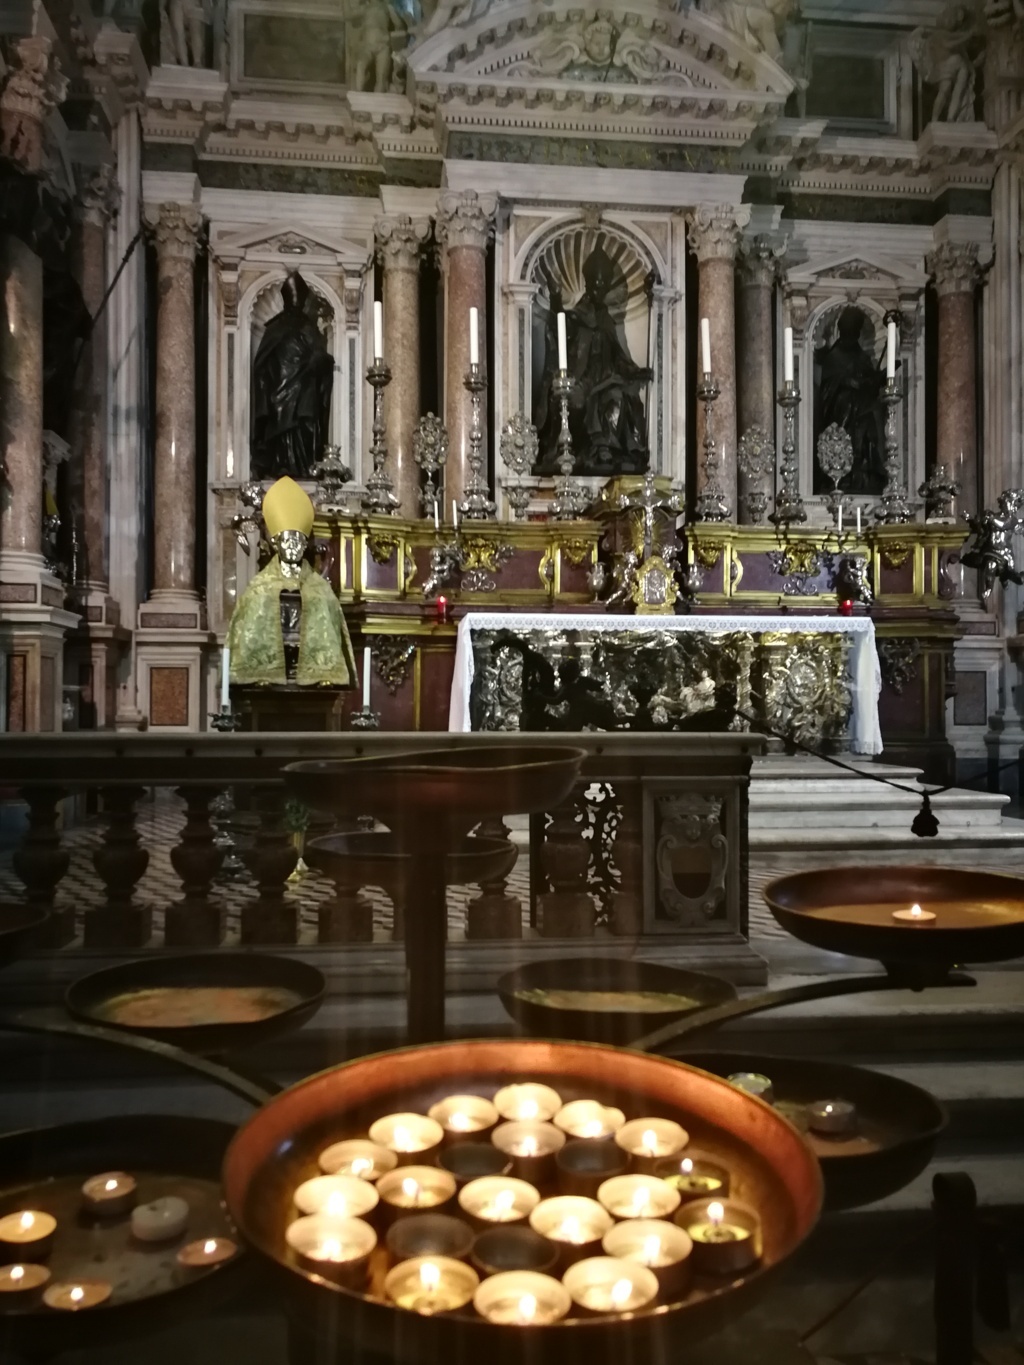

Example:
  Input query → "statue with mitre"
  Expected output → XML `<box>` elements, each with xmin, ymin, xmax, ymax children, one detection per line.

<box><xmin>227</xmin><ymin>476</ymin><xmax>355</xmax><ymax>687</ymax></box>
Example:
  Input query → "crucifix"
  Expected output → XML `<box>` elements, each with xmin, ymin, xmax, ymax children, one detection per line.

<box><xmin>618</xmin><ymin>470</ymin><xmax>683</xmax><ymax>561</ymax></box>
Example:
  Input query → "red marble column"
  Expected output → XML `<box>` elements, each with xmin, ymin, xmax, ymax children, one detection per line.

<box><xmin>375</xmin><ymin>214</ymin><xmax>431</xmax><ymax>518</ymax></box>
<box><xmin>926</xmin><ymin>241</ymin><xmax>982</xmax><ymax>515</ymax></box>
<box><xmin>736</xmin><ymin>235</ymin><xmax>783</xmax><ymax>524</ymax></box>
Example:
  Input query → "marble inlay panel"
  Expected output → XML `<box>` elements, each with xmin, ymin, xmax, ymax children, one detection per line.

<box><xmin>149</xmin><ymin>666</ymin><xmax>189</xmax><ymax>727</ymax></box>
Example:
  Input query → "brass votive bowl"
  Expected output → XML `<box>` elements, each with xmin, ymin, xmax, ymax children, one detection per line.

<box><xmin>603</xmin><ymin>1218</ymin><xmax>693</xmax><ymax>1299</ymax></box>
<box><xmin>681</xmin><ymin>1198</ymin><xmax>761</xmax><ymax>1276</ymax></box>
<box><xmin>440</xmin><ymin>1142</ymin><xmax>511</xmax><ymax>1188</ymax></box>
<box><xmin>655</xmin><ymin>1152</ymin><xmax>731</xmax><ymax>1208</ymax></box>
<box><xmin>492</xmin><ymin>1121</ymin><xmax>565</xmax><ymax>1187</ymax></box>
<box><xmin>614</xmin><ymin>1119</ymin><xmax>688</xmax><ymax>1175</ymax></box>
<box><xmin>471</xmin><ymin>1225</ymin><xmax>559</xmax><ymax>1278</ymax></box>
<box><xmin>555</xmin><ymin>1140</ymin><xmax>627</xmax><ymax>1199</ymax></box>
<box><xmin>385</xmin><ymin>1213</ymin><xmax>475</xmax><ymax>1265</ymax></box>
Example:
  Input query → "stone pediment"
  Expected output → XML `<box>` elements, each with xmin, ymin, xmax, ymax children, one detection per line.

<box><xmin>210</xmin><ymin>222</ymin><xmax>370</xmax><ymax>266</ymax></box>
<box><xmin>787</xmin><ymin>250</ymin><xmax>930</xmax><ymax>292</ymax></box>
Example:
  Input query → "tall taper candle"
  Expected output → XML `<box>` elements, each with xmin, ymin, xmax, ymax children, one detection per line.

<box><xmin>373</xmin><ymin>300</ymin><xmax>384</xmax><ymax>361</ymax></box>
<box><xmin>784</xmin><ymin>327</ymin><xmax>794</xmax><ymax>384</ymax></box>
<box><xmin>469</xmin><ymin>307</ymin><xmax>480</xmax><ymax>367</ymax></box>
<box><xmin>362</xmin><ymin>645</ymin><xmax>371</xmax><ymax>709</ymax></box>
<box><xmin>557</xmin><ymin>312</ymin><xmax>568</xmax><ymax>371</ymax></box>
<box><xmin>886</xmin><ymin>320</ymin><xmax>897</xmax><ymax>379</ymax></box>
<box><xmin>220</xmin><ymin>646</ymin><xmax>230</xmax><ymax>709</ymax></box>
<box><xmin>700</xmin><ymin>317</ymin><xmax>711</xmax><ymax>375</ymax></box>
<box><xmin>452</xmin><ymin>499</ymin><xmax>459</xmax><ymax>530</ymax></box>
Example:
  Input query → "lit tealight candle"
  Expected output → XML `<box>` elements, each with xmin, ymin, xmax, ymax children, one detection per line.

<box><xmin>318</xmin><ymin>1139</ymin><xmax>397</xmax><ymax>1181</ymax></box>
<box><xmin>603</xmin><ymin>1218</ymin><xmax>694</xmax><ymax>1298</ymax></box>
<box><xmin>369</xmin><ymin>1113</ymin><xmax>445</xmax><ymax>1163</ymax></box>
<box><xmin>615</xmin><ymin>1118</ymin><xmax>688</xmax><ymax>1174</ymax></box>
<box><xmin>42</xmin><ymin>1280</ymin><xmax>112</xmax><ymax>1311</ymax></box>
<box><xmin>0</xmin><ymin>1211</ymin><xmax>56</xmax><ymax>1261</ymax></box>
<box><xmin>529</xmin><ymin>1196</ymin><xmax>613</xmax><ymax>1267</ymax></box>
<box><xmin>597</xmin><ymin>1174</ymin><xmax>680</xmax><ymax>1222</ymax></box>
<box><xmin>474</xmin><ymin>1269</ymin><xmax>571</xmax><ymax>1326</ymax></box>
<box><xmin>684</xmin><ymin>1199</ymin><xmax>761</xmax><ymax>1275</ymax></box>
<box><xmin>285</xmin><ymin>1215</ymin><xmax>377</xmax><ymax>1287</ymax></box>
<box><xmin>377</xmin><ymin>1166</ymin><xmax>456</xmax><ymax>1218</ymax></box>
<box><xmin>176</xmin><ymin>1237</ymin><xmax>238</xmax><ymax>1271</ymax></box>
<box><xmin>0</xmin><ymin>1262</ymin><xmax>51</xmax><ymax>1300</ymax></box>
<box><xmin>428</xmin><ymin>1094</ymin><xmax>499</xmax><ymax>1139</ymax></box>
<box><xmin>458</xmin><ymin>1176</ymin><xmax>540</xmax><ymax>1227</ymax></box>
<box><xmin>294</xmin><ymin>1174</ymin><xmax>380</xmax><ymax>1220</ymax></box>
<box><xmin>385</xmin><ymin>1255</ymin><xmax>479</xmax><ymax>1316</ymax></box>
<box><xmin>808</xmin><ymin>1099</ymin><xmax>858</xmax><ymax>1136</ymax></box>
<box><xmin>892</xmin><ymin>903</ymin><xmax>937</xmax><ymax>925</ymax></box>
<box><xmin>728</xmin><ymin>1072</ymin><xmax>775</xmax><ymax>1104</ymax></box>
<box><xmin>131</xmin><ymin>1196</ymin><xmax>189</xmax><ymax>1244</ymax></box>
<box><xmin>553</xmin><ymin>1100</ymin><xmax>625</xmax><ymax>1141</ymax></box>
<box><xmin>654</xmin><ymin>1152</ymin><xmax>730</xmax><ymax>1206</ymax></box>
<box><xmin>81</xmin><ymin>1172</ymin><xmax>138</xmax><ymax>1219</ymax></box>
<box><xmin>562</xmin><ymin>1256</ymin><xmax>659</xmax><ymax>1316</ymax></box>
<box><xmin>492</xmin><ymin>1120</ymin><xmax>565</xmax><ymax>1184</ymax></box>
<box><xmin>494</xmin><ymin>1084</ymin><xmax>563</xmax><ymax>1123</ymax></box>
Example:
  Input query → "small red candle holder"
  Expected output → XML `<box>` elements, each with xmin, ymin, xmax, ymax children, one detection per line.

<box><xmin>436</xmin><ymin>595</ymin><xmax>449</xmax><ymax>624</ymax></box>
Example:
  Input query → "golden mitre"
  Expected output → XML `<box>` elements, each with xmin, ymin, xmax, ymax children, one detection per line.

<box><xmin>263</xmin><ymin>476</ymin><xmax>315</xmax><ymax>539</ymax></box>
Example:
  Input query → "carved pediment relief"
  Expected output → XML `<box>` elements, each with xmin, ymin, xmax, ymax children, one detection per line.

<box><xmin>210</xmin><ymin>221</ymin><xmax>372</xmax><ymax>266</ymax></box>
<box><xmin>786</xmin><ymin>250</ymin><xmax>930</xmax><ymax>293</ymax></box>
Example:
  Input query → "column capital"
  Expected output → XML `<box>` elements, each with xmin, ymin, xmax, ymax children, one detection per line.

<box><xmin>76</xmin><ymin>163</ymin><xmax>121</xmax><ymax>227</ymax></box>
<box><xmin>144</xmin><ymin>202</ymin><xmax>202</xmax><ymax>261</ymax></box>
<box><xmin>685</xmin><ymin>203</ymin><xmax>751</xmax><ymax>264</ymax></box>
<box><xmin>926</xmin><ymin>240</ymin><xmax>983</xmax><ymax>295</ymax></box>
<box><xmin>737</xmin><ymin>233</ymin><xmax>787</xmax><ymax>287</ymax></box>
<box><xmin>436</xmin><ymin>189</ymin><xmax>497</xmax><ymax>253</ymax></box>
<box><xmin>375</xmin><ymin>213</ymin><xmax>432</xmax><ymax>273</ymax></box>
<box><xmin>1</xmin><ymin>36</ymin><xmax>67</xmax><ymax>125</ymax></box>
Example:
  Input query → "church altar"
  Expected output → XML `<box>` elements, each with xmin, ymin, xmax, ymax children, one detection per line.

<box><xmin>450</xmin><ymin>612</ymin><xmax>883</xmax><ymax>755</ymax></box>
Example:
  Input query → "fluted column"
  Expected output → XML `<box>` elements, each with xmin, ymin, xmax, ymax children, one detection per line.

<box><xmin>926</xmin><ymin>242</ymin><xmax>982</xmax><ymax>515</ymax></box>
<box><xmin>686</xmin><ymin>204</ymin><xmax>749</xmax><ymax>518</ymax></box>
<box><xmin>436</xmin><ymin>190</ymin><xmax>496</xmax><ymax>511</ymax></box>
<box><xmin>736</xmin><ymin>234</ymin><xmax>783</xmax><ymax>524</ymax></box>
<box><xmin>144</xmin><ymin>201</ymin><xmax>201</xmax><ymax>600</ymax></box>
<box><xmin>375</xmin><ymin>214</ymin><xmax>431</xmax><ymax>517</ymax></box>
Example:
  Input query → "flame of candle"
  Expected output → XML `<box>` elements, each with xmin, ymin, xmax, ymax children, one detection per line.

<box><xmin>518</xmin><ymin>1293</ymin><xmax>537</xmax><ymax>1323</ymax></box>
<box><xmin>321</xmin><ymin>1237</ymin><xmax>342</xmax><ymax>1261</ymax></box>
<box><xmin>104</xmin><ymin>1179</ymin><xmax>118</xmax><ymax>1192</ymax></box>
<box><xmin>10</xmin><ymin>1267</ymin><xmax>24</xmax><ymax>1283</ymax></box>
<box><xmin>641</xmin><ymin>1129</ymin><xmax>658</xmax><ymax>1155</ymax></box>
<box><xmin>325</xmin><ymin>1193</ymin><xmax>347</xmax><ymax>1216</ymax></box>
<box><xmin>707</xmin><ymin>1201</ymin><xmax>725</xmax><ymax>1226</ymax></box>
<box><xmin>203</xmin><ymin>1239</ymin><xmax>217</xmax><ymax>1255</ymax></box>
<box><xmin>70</xmin><ymin>1287</ymin><xmax>85</xmax><ymax>1303</ymax></box>
<box><xmin>518</xmin><ymin>1136</ymin><xmax>538</xmax><ymax>1157</ymax></box>
<box><xmin>911</xmin><ymin>904</ymin><xmax>923</xmax><ymax>918</ymax></box>
<box><xmin>401</xmin><ymin>1177</ymin><xmax>421</xmax><ymax>1205</ymax></box>
<box><xmin>631</xmin><ymin>1186</ymin><xmax>651</xmax><ymax>1214</ymax></box>
<box><xmin>18</xmin><ymin>1213</ymin><xmax>33</xmax><ymax>1231</ymax></box>
<box><xmin>493</xmin><ymin>1189</ymin><xmax>516</xmax><ymax>1216</ymax></box>
<box><xmin>681</xmin><ymin>1158</ymin><xmax>693</xmax><ymax>1175</ymax></box>
<box><xmin>351</xmin><ymin>1157</ymin><xmax>372</xmax><ymax>1178</ymax></box>
<box><xmin>824</xmin><ymin>1104</ymin><xmax>834</xmax><ymax>1115</ymax></box>
<box><xmin>449</xmin><ymin>1111</ymin><xmax>472</xmax><ymax>1132</ymax></box>
<box><xmin>642</xmin><ymin>1235</ymin><xmax>662</xmax><ymax>1266</ymax></box>
<box><xmin>420</xmin><ymin>1262</ymin><xmax>441</xmax><ymax>1291</ymax></box>
<box><xmin>559</xmin><ymin>1215</ymin><xmax>582</xmax><ymax>1243</ymax></box>
<box><xmin>579</xmin><ymin>1120</ymin><xmax>603</xmax><ymax>1139</ymax></box>
<box><xmin>610</xmin><ymin>1278</ymin><xmax>633</xmax><ymax>1308</ymax></box>
<box><xmin>520</xmin><ymin>1099</ymin><xmax>538</xmax><ymax>1120</ymax></box>
<box><xmin>393</xmin><ymin>1125</ymin><xmax>413</xmax><ymax>1151</ymax></box>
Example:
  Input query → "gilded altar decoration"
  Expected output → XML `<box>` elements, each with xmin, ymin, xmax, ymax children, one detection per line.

<box><xmin>373</xmin><ymin>637</ymin><xmax>417</xmax><ymax>695</ymax></box>
<box><xmin>761</xmin><ymin>632</ymin><xmax>852</xmax><ymax>749</ymax></box>
<box><xmin>227</xmin><ymin>477</ymin><xmax>356</xmax><ymax>688</ymax></box>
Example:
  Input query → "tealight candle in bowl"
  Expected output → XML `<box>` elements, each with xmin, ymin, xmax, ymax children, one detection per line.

<box><xmin>385</xmin><ymin>1213</ymin><xmax>475</xmax><ymax>1265</ymax></box>
<box><xmin>368</xmin><ymin>1113</ymin><xmax>444</xmax><ymax>1165</ymax></box>
<box><xmin>318</xmin><ymin>1139</ymin><xmax>397</xmax><ymax>1182</ymax></box>
<box><xmin>474</xmin><ymin>1269</ymin><xmax>572</xmax><ymax>1326</ymax></box>
<box><xmin>553</xmin><ymin>1101</ymin><xmax>625</xmax><ymax>1141</ymax></box>
<box><xmin>0</xmin><ymin>1211</ymin><xmax>56</xmax><ymax>1261</ymax></box>
<box><xmin>603</xmin><ymin>1218</ymin><xmax>693</xmax><ymax>1299</ymax></box>
<box><xmin>440</xmin><ymin>1142</ymin><xmax>511</xmax><ymax>1188</ymax></box>
<box><xmin>81</xmin><ymin>1172</ymin><xmax>137</xmax><ymax>1219</ymax></box>
<box><xmin>656</xmin><ymin>1152</ymin><xmax>730</xmax><ymax>1207</ymax></box>
<box><xmin>285</xmin><ymin>1215</ymin><xmax>377</xmax><ymax>1287</ymax></box>
<box><xmin>492</xmin><ymin>1121</ymin><xmax>565</xmax><ymax>1186</ymax></box>
<box><xmin>428</xmin><ymin>1094</ymin><xmax>499</xmax><ymax>1140</ymax></box>
<box><xmin>728</xmin><ymin>1072</ymin><xmax>775</xmax><ymax>1104</ymax></box>
<box><xmin>597</xmin><ymin>1174</ymin><xmax>680</xmax><ymax>1222</ymax></box>
<box><xmin>458</xmin><ymin>1176</ymin><xmax>539</xmax><ymax>1229</ymax></box>
<box><xmin>376</xmin><ymin>1166</ymin><xmax>456</xmax><ymax>1221</ymax></box>
<box><xmin>614</xmin><ymin>1119</ymin><xmax>688</xmax><ymax>1175</ymax></box>
<box><xmin>493</xmin><ymin>1084</ymin><xmax>563</xmax><ymax>1123</ymax></box>
<box><xmin>683</xmin><ymin>1199</ymin><xmax>761</xmax><ymax>1275</ymax></box>
<box><xmin>131</xmin><ymin>1196</ymin><xmax>189</xmax><ymax>1244</ymax></box>
<box><xmin>42</xmin><ymin>1280</ymin><xmax>113</xmax><ymax>1311</ymax></box>
<box><xmin>0</xmin><ymin>1263</ymin><xmax>51</xmax><ymax>1302</ymax></box>
<box><xmin>384</xmin><ymin>1255</ymin><xmax>479</xmax><ymax>1316</ymax></box>
<box><xmin>293</xmin><ymin>1175</ymin><xmax>380</xmax><ymax>1221</ymax></box>
<box><xmin>562</xmin><ymin>1256</ymin><xmax>659</xmax><ymax>1317</ymax></box>
<box><xmin>176</xmin><ymin>1237</ymin><xmax>238</xmax><ymax>1272</ymax></box>
<box><xmin>892</xmin><ymin>902</ymin><xmax>936</xmax><ymax>925</ymax></box>
<box><xmin>471</xmin><ymin>1225</ymin><xmax>559</xmax><ymax>1278</ymax></box>
<box><xmin>808</xmin><ymin>1099</ymin><xmax>858</xmax><ymax>1136</ymax></box>
<box><xmin>556</xmin><ymin>1140</ymin><xmax>628</xmax><ymax>1199</ymax></box>
<box><xmin>528</xmin><ymin>1196</ymin><xmax>613</xmax><ymax>1269</ymax></box>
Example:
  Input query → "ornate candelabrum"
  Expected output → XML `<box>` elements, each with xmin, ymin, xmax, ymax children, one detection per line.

<box><xmin>816</xmin><ymin>422</ymin><xmax>854</xmax><ymax>527</ymax></box>
<box><xmin>459</xmin><ymin>362</ymin><xmax>495</xmax><ymax>519</ymax></box>
<box><xmin>550</xmin><ymin>369</ymin><xmax>590</xmax><ymax>521</ymax></box>
<box><xmin>210</xmin><ymin>704</ymin><xmax>241</xmax><ymax>732</ymax></box>
<box><xmin>919</xmin><ymin>462</ymin><xmax>961</xmax><ymax>523</ymax></box>
<box><xmin>874</xmin><ymin>375</ymin><xmax>913</xmax><ymax>524</ymax></box>
<box><xmin>736</xmin><ymin>424</ymin><xmax>775</xmax><ymax>526</ymax></box>
<box><xmin>413</xmin><ymin>413</ymin><xmax>448</xmax><ymax>518</ymax></box>
<box><xmin>769</xmin><ymin>380</ymin><xmax>807</xmax><ymax>528</ymax></box>
<box><xmin>312</xmin><ymin>445</ymin><xmax>353</xmax><ymax>515</ymax></box>
<box><xmin>361</xmin><ymin>358</ymin><xmax>399</xmax><ymax>515</ymax></box>
<box><xmin>693</xmin><ymin>372</ymin><xmax>730</xmax><ymax>523</ymax></box>
<box><xmin>499</xmin><ymin>412</ymin><xmax>539</xmax><ymax>521</ymax></box>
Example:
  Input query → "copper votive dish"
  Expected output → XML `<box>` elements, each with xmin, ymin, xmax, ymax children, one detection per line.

<box><xmin>603</xmin><ymin>1218</ymin><xmax>693</xmax><ymax>1299</ymax></box>
<box><xmin>556</xmin><ymin>1140</ymin><xmax>627</xmax><ymax>1199</ymax></box>
<box><xmin>385</xmin><ymin>1213</ymin><xmax>475</xmax><ymax>1265</ymax></box>
<box><xmin>471</xmin><ymin>1225</ymin><xmax>559</xmax><ymax>1278</ymax></box>
<box><xmin>439</xmin><ymin>1142</ymin><xmax>511</xmax><ymax>1189</ymax></box>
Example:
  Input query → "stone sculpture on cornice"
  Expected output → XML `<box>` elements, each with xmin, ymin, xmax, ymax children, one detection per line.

<box><xmin>348</xmin><ymin>0</ymin><xmax>410</xmax><ymax>92</ymax></box>
<box><xmin>909</xmin><ymin>2</ymin><xmax>982</xmax><ymax>123</ymax></box>
<box><xmin>529</xmin><ymin>15</ymin><xmax>669</xmax><ymax>83</ymax></box>
<box><xmin>159</xmin><ymin>0</ymin><xmax>209</xmax><ymax>67</ymax></box>
<box><xmin>697</xmin><ymin>0</ymin><xmax>795</xmax><ymax>62</ymax></box>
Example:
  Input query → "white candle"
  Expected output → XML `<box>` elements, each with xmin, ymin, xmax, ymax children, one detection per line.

<box><xmin>452</xmin><ymin>499</ymin><xmax>459</xmax><ymax>530</ymax></box>
<box><xmin>433</xmin><ymin>500</ymin><xmax>440</xmax><ymax>531</ymax></box>
<box><xmin>469</xmin><ymin>307</ymin><xmax>479</xmax><ymax>367</ymax></box>
<box><xmin>886</xmin><ymin>320</ymin><xmax>897</xmax><ymax>379</ymax></box>
<box><xmin>220</xmin><ymin>646</ymin><xmax>230</xmax><ymax>709</ymax></box>
<box><xmin>362</xmin><ymin>644</ymin><xmax>371</xmax><ymax>710</ymax></box>
<box><xmin>837</xmin><ymin>504</ymin><xmax>843</xmax><ymax>534</ymax></box>
<box><xmin>557</xmin><ymin>312</ymin><xmax>568</xmax><ymax>371</ymax></box>
<box><xmin>856</xmin><ymin>506</ymin><xmax>862</xmax><ymax>535</ymax></box>
<box><xmin>700</xmin><ymin>317</ymin><xmax>712</xmax><ymax>375</ymax></box>
<box><xmin>131</xmin><ymin>1196</ymin><xmax>189</xmax><ymax>1243</ymax></box>
<box><xmin>373</xmin><ymin>300</ymin><xmax>384</xmax><ymax>361</ymax></box>
<box><xmin>784</xmin><ymin>327</ymin><xmax>794</xmax><ymax>384</ymax></box>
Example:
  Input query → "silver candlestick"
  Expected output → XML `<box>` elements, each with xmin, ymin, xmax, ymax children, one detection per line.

<box><xmin>770</xmin><ymin>380</ymin><xmax>807</xmax><ymax>527</ymax></box>
<box><xmin>312</xmin><ymin>445</ymin><xmax>352</xmax><ymax>515</ymax></box>
<box><xmin>460</xmin><ymin>363</ymin><xmax>495</xmax><ymax>519</ymax></box>
<box><xmin>550</xmin><ymin>369</ymin><xmax>589</xmax><ymax>520</ymax></box>
<box><xmin>693</xmin><ymin>372</ymin><xmax>731</xmax><ymax>522</ymax></box>
<box><xmin>874</xmin><ymin>375</ymin><xmax>913</xmax><ymax>524</ymax></box>
<box><xmin>361</xmin><ymin>359</ymin><xmax>399</xmax><ymax>515</ymax></box>
<box><xmin>349</xmin><ymin>704</ymin><xmax>380</xmax><ymax>730</ymax></box>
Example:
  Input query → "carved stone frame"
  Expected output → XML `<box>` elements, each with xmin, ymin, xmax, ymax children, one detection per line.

<box><xmin>642</xmin><ymin>777</ymin><xmax>745</xmax><ymax>939</ymax></box>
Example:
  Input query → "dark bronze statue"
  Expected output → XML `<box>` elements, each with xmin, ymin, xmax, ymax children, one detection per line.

<box><xmin>251</xmin><ymin>271</ymin><xmax>334</xmax><ymax>480</ymax></box>
<box><xmin>534</xmin><ymin>244</ymin><xmax>652</xmax><ymax>477</ymax></box>
<box><xmin>813</xmin><ymin>306</ymin><xmax>888</xmax><ymax>497</ymax></box>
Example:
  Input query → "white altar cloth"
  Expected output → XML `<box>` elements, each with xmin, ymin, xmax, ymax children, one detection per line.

<box><xmin>449</xmin><ymin>612</ymin><xmax>883</xmax><ymax>755</ymax></box>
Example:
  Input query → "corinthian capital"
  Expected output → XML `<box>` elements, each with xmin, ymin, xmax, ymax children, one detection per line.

<box><xmin>926</xmin><ymin>241</ymin><xmax>983</xmax><ymax>295</ymax></box>
<box><xmin>77</xmin><ymin>163</ymin><xmax>121</xmax><ymax>227</ymax></box>
<box><xmin>436</xmin><ymin>189</ymin><xmax>498</xmax><ymax>253</ymax></box>
<box><xmin>685</xmin><ymin>203</ymin><xmax>751</xmax><ymax>264</ymax></box>
<box><xmin>737</xmin><ymin>233</ymin><xmax>787</xmax><ymax>287</ymax></box>
<box><xmin>375</xmin><ymin>214</ymin><xmax>432</xmax><ymax>273</ymax></box>
<box><xmin>145</xmin><ymin>202</ymin><xmax>202</xmax><ymax>260</ymax></box>
<box><xmin>1</xmin><ymin>36</ymin><xmax>68</xmax><ymax>124</ymax></box>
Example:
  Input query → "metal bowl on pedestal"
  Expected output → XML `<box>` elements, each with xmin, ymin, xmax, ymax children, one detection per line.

<box><xmin>222</xmin><ymin>1037</ymin><xmax>822</xmax><ymax>1365</ymax></box>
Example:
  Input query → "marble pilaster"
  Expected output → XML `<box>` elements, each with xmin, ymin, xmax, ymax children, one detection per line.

<box><xmin>686</xmin><ymin>204</ymin><xmax>749</xmax><ymax>519</ymax></box>
<box><xmin>436</xmin><ymin>190</ymin><xmax>496</xmax><ymax>512</ymax></box>
<box><xmin>375</xmin><ymin>214</ymin><xmax>431</xmax><ymax>518</ymax></box>
<box><xmin>926</xmin><ymin>241</ymin><xmax>982</xmax><ymax>516</ymax></box>
<box><xmin>736</xmin><ymin>234</ymin><xmax>784</xmax><ymax>524</ymax></box>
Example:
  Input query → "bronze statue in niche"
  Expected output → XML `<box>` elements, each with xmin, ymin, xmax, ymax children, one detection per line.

<box><xmin>533</xmin><ymin>241</ymin><xmax>653</xmax><ymax>477</ymax></box>
<box><xmin>813</xmin><ymin>306</ymin><xmax>889</xmax><ymax>497</ymax></box>
<box><xmin>251</xmin><ymin>271</ymin><xmax>334</xmax><ymax>481</ymax></box>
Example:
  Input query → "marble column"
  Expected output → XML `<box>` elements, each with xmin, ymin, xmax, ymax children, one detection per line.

<box><xmin>143</xmin><ymin>201</ymin><xmax>201</xmax><ymax>603</ymax></box>
<box><xmin>375</xmin><ymin>213</ymin><xmax>431</xmax><ymax>518</ymax></box>
<box><xmin>926</xmin><ymin>242</ymin><xmax>982</xmax><ymax>516</ymax></box>
<box><xmin>436</xmin><ymin>190</ymin><xmax>497</xmax><ymax>512</ymax></box>
<box><xmin>686</xmin><ymin>204</ymin><xmax>749</xmax><ymax>520</ymax></box>
<box><xmin>736</xmin><ymin>234</ymin><xmax>783</xmax><ymax>524</ymax></box>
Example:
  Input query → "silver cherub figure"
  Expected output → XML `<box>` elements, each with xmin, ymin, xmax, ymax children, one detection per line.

<box><xmin>960</xmin><ymin>488</ymin><xmax>1024</xmax><ymax>600</ymax></box>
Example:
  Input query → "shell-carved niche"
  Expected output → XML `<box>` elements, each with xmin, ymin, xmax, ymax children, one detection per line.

<box><xmin>811</xmin><ymin>299</ymin><xmax>890</xmax><ymax>499</ymax></box>
<box><xmin>528</xmin><ymin>224</ymin><xmax>655</xmax><ymax>478</ymax></box>
<box><xmin>250</xmin><ymin>274</ymin><xmax>335</xmax><ymax>357</ymax></box>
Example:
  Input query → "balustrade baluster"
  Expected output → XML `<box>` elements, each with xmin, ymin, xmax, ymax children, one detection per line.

<box><xmin>317</xmin><ymin>861</ymin><xmax>374</xmax><ymax>944</ymax></box>
<box><xmin>240</xmin><ymin>786</ymin><xmax>299</xmax><ymax>944</ymax></box>
<box><xmin>12</xmin><ymin>786</ymin><xmax>73</xmax><ymax>946</ymax></box>
<box><xmin>609</xmin><ymin>783</ymin><xmax>644</xmax><ymax>936</ymax></box>
<box><xmin>166</xmin><ymin>786</ymin><xmax>227</xmax><ymax>947</ymax></box>
<box><xmin>537</xmin><ymin>790</ymin><xmax>595</xmax><ymax>937</ymax></box>
<box><xmin>466</xmin><ymin>816</ymin><xmax>521</xmax><ymax>939</ymax></box>
<box><xmin>86</xmin><ymin>785</ymin><xmax>152</xmax><ymax>948</ymax></box>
